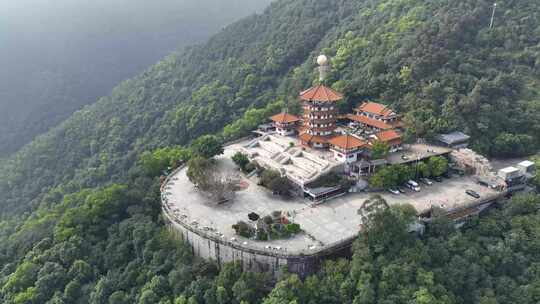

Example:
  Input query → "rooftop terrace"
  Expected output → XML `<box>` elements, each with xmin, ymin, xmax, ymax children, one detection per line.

<box><xmin>386</xmin><ymin>143</ymin><xmax>452</xmax><ymax>165</ymax></box>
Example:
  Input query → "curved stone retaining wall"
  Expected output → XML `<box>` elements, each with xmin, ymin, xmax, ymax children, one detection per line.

<box><xmin>162</xmin><ymin>200</ymin><xmax>354</xmax><ymax>278</ymax></box>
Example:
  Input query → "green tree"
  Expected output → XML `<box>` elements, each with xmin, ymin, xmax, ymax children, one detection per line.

<box><xmin>361</xmin><ymin>203</ymin><xmax>417</xmax><ymax>256</ymax></box>
<box><xmin>174</xmin><ymin>296</ymin><xmax>188</xmax><ymax>304</ymax></box>
<box><xmin>369</xmin><ymin>164</ymin><xmax>411</xmax><ymax>189</ymax></box>
<box><xmin>263</xmin><ymin>275</ymin><xmax>305</xmax><ymax>304</ymax></box>
<box><xmin>259</xmin><ymin>170</ymin><xmax>293</xmax><ymax>195</ymax></box>
<box><xmin>371</xmin><ymin>141</ymin><xmax>390</xmax><ymax>159</ymax></box>
<box><xmin>190</xmin><ymin>135</ymin><xmax>224</xmax><ymax>159</ymax></box>
<box><xmin>232</xmin><ymin>221</ymin><xmax>253</xmax><ymax>238</ymax></box>
<box><xmin>417</xmin><ymin>161</ymin><xmax>431</xmax><ymax>178</ymax></box>
<box><xmin>109</xmin><ymin>291</ymin><xmax>129</xmax><ymax>304</ymax></box>
<box><xmin>427</xmin><ymin>156</ymin><xmax>448</xmax><ymax>177</ymax></box>
<box><xmin>140</xmin><ymin>147</ymin><xmax>191</xmax><ymax>176</ymax></box>
<box><xmin>186</xmin><ymin>157</ymin><xmax>214</xmax><ymax>189</ymax></box>
<box><xmin>232</xmin><ymin>152</ymin><xmax>250</xmax><ymax>172</ymax></box>
<box><xmin>139</xmin><ymin>290</ymin><xmax>160</xmax><ymax>304</ymax></box>
<box><xmin>2</xmin><ymin>261</ymin><xmax>40</xmax><ymax>295</ymax></box>
<box><xmin>267</xmin><ymin>176</ymin><xmax>293</xmax><ymax>196</ymax></box>
<box><xmin>492</xmin><ymin>133</ymin><xmax>536</xmax><ymax>157</ymax></box>
<box><xmin>532</xmin><ymin>156</ymin><xmax>540</xmax><ymax>190</ymax></box>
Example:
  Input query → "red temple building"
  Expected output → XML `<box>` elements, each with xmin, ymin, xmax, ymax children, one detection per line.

<box><xmin>347</xmin><ymin>101</ymin><xmax>404</xmax><ymax>131</ymax></box>
<box><xmin>370</xmin><ymin>129</ymin><xmax>403</xmax><ymax>151</ymax></box>
<box><xmin>298</xmin><ymin>84</ymin><xmax>343</xmax><ymax>148</ymax></box>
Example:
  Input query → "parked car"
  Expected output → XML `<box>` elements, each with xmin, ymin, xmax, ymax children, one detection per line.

<box><xmin>477</xmin><ymin>179</ymin><xmax>489</xmax><ymax>187</ymax></box>
<box><xmin>420</xmin><ymin>178</ymin><xmax>433</xmax><ymax>186</ymax></box>
<box><xmin>397</xmin><ymin>187</ymin><xmax>406</xmax><ymax>193</ymax></box>
<box><xmin>407</xmin><ymin>180</ymin><xmax>420</xmax><ymax>187</ymax></box>
<box><xmin>466</xmin><ymin>190</ymin><xmax>480</xmax><ymax>199</ymax></box>
<box><xmin>388</xmin><ymin>188</ymin><xmax>400</xmax><ymax>195</ymax></box>
<box><xmin>405</xmin><ymin>182</ymin><xmax>421</xmax><ymax>192</ymax></box>
<box><xmin>433</xmin><ymin>176</ymin><xmax>443</xmax><ymax>182</ymax></box>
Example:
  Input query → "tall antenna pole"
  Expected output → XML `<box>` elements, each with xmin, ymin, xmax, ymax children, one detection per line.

<box><xmin>489</xmin><ymin>3</ymin><xmax>497</xmax><ymax>29</ymax></box>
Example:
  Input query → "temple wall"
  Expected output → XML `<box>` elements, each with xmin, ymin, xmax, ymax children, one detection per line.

<box><xmin>163</xmin><ymin>209</ymin><xmax>341</xmax><ymax>278</ymax></box>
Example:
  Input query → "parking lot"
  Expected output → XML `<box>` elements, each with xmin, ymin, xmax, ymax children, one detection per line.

<box><xmin>375</xmin><ymin>176</ymin><xmax>500</xmax><ymax>213</ymax></box>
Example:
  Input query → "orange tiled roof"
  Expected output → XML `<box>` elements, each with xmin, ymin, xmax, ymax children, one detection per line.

<box><xmin>299</xmin><ymin>132</ymin><xmax>328</xmax><ymax>144</ymax></box>
<box><xmin>328</xmin><ymin>134</ymin><xmax>367</xmax><ymax>150</ymax></box>
<box><xmin>347</xmin><ymin>114</ymin><xmax>393</xmax><ymax>130</ymax></box>
<box><xmin>375</xmin><ymin>130</ymin><xmax>402</xmax><ymax>143</ymax></box>
<box><xmin>300</xmin><ymin>85</ymin><xmax>343</xmax><ymax>102</ymax></box>
<box><xmin>356</xmin><ymin>101</ymin><xmax>395</xmax><ymax>117</ymax></box>
<box><xmin>270</xmin><ymin>112</ymin><xmax>301</xmax><ymax>124</ymax></box>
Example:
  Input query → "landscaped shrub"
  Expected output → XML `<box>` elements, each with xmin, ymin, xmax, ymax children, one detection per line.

<box><xmin>285</xmin><ymin>223</ymin><xmax>301</xmax><ymax>235</ymax></box>
<box><xmin>232</xmin><ymin>213</ymin><xmax>302</xmax><ymax>241</ymax></box>
<box><xmin>232</xmin><ymin>221</ymin><xmax>254</xmax><ymax>238</ymax></box>
<box><xmin>244</xmin><ymin>162</ymin><xmax>257</xmax><ymax>173</ymax></box>
<box><xmin>263</xmin><ymin>215</ymin><xmax>274</xmax><ymax>225</ymax></box>
<box><xmin>256</xmin><ymin>229</ymin><xmax>268</xmax><ymax>241</ymax></box>
<box><xmin>232</xmin><ymin>152</ymin><xmax>250</xmax><ymax>172</ymax></box>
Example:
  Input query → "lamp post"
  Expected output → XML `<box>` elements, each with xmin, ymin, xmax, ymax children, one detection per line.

<box><xmin>415</xmin><ymin>154</ymin><xmax>420</xmax><ymax>179</ymax></box>
<box><xmin>490</xmin><ymin>3</ymin><xmax>497</xmax><ymax>29</ymax></box>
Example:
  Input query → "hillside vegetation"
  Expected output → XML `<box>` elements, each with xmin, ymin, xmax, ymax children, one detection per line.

<box><xmin>0</xmin><ymin>0</ymin><xmax>539</xmax><ymax>303</ymax></box>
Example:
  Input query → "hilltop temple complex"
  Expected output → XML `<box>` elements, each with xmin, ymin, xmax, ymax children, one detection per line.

<box><xmin>251</xmin><ymin>55</ymin><xmax>410</xmax><ymax>198</ymax></box>
<box><xmin>271</xmin><ymin>55</ymin><xmax>405</xmax><ymax>157</ymax></box>
<box><xmin>161</xmin><ymin>55</ymin><xmax>533</xmax><ymax>278</ymax></box>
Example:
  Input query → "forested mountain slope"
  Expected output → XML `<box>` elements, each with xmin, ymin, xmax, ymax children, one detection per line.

<box><xmin>0</xmin><ymin>0</ymin><xmax>271</xmax><ymax>156</ymax></box>
<box><xmin>0</xmin><ymin>0</ymin><xmax>539</xmax><ymax>303</ymax></box>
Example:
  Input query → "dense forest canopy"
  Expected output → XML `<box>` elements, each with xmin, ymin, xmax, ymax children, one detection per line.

<box><xmin>0</xmin><ymin>0</ymin><xmax>539</xmax><ymax>303</ymax></box>
<box><xmin>0</xmin><ymin>0</ymin><xmax>272</xmax><ymax>156</ymax></box>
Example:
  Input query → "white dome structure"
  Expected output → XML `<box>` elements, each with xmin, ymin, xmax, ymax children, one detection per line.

<box><xmin>317</xmin><ymin>54</ymin><xmax>329</xmax><ymax>66</ymax></box>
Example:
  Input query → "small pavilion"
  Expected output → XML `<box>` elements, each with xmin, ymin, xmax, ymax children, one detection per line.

<box><xmin>270</xmin><ymin>112</ymin><xmax>301</xmax><ymax>136</ymax></box>
<box><xmin>328</xmin><ymin>134</ymin><xmax>369</xmax><ymax>163</ymax></box>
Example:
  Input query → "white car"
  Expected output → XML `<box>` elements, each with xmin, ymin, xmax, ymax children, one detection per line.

<box><xmin>405</xmin><ymin>182</ymin><xmax>421</xmax><ymax>192</ymax></box>
<box><xmin>388</xmin><ymin>188</ymin><xmax>400</xmax><ymax>195</ymax></box>
<box><xmin>421</xmin><ymin>178</ymin><xmax>433</xmax><ymax>186</ymax></box>
<box><xmin>407</xmin><ymin>180</ymin><xmax>420</xmax><ymax>187</ymax></box>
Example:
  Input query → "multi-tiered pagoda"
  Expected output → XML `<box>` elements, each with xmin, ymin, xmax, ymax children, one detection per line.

<box><xmin>298</xmin><ymin>84</ymin><xmax>342</xmax><ymax>148</ymax></box>
<box><xmin>298</xmin><ymin>55</ymin><xmax>343</xmax><ymax>148</ymax></box>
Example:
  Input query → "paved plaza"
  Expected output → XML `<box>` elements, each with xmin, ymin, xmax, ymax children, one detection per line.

<box><xmin>163</xmin><ymin>146</ymin><xmax>500</xmax><ymax>255</ymax></box>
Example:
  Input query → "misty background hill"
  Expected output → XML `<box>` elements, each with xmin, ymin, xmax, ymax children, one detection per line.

<box><xmin>0</xmin><ymin>0</ymin><xmax>272</xmax><ymax>156</ymax></box>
